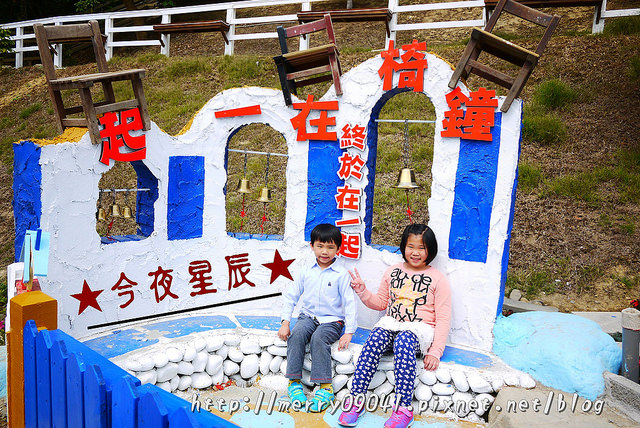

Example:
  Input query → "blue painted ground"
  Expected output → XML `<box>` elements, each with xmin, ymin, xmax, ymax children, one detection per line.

<box><xmin>83</xmin><ymin>315</ymin><xmax>493</xmax><ymax>368</ymax></box>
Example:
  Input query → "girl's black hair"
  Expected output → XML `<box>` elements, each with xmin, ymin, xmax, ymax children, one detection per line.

<box><xmin>399</xmin><ymin>224</ymin><xmax>438</xmax><ymax>265</ymax></box>
<box><xmin>310</xmin><ymin>223</ymin><xmax>342</xmax><ymax>247</ymax></box>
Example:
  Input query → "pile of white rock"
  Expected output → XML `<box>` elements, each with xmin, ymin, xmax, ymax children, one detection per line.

<box><xmin>119</xmin><ymin>332</ymin><xmax>536</xmax><ymax>422</ymax></box>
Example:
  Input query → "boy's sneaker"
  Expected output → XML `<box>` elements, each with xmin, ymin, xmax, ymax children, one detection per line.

<box><xmin>384</xmin><ymin>406</ymin><xmax>414</xmax><ymax>428</ymax></box>
<box><xmin>308</xmin><ymin>386</ymin><xmax>334</xmax><ymax>412</ymax></box>
<box><xmin>287</xmin><ymin>381</ymin><xmax>307</xmax><ymax>406</ymax></box>
<box><xmin>338</xmin><ymin>404</ymin><xmax>364</xmax><ymax>426</ymax></box>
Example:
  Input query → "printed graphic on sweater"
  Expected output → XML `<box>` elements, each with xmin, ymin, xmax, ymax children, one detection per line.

<box><xmin>387</xmin><ymin>267</ymin><xmax>432</xmax><ymax>322</ymax></box>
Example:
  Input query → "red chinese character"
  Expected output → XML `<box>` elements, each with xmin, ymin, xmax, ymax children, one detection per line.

<box><xmin>337</xmin><ymin>152</ymin><xmax>366</xmax><ymax>181</ymax></box>
<box><xmin>441</xmin><ymin>87</ymin><xmax>497</xmax><ymax>141</ymax></box>
<box><xmin>335</xmin><ymin>217</ymin><xmax>362</xmax><ymax>227</ymax></box>
<box><xmin>225</xmin><ymin>253</ymin><xmax>255</xmax><ymax>290</ymax></box>
<box><xmin>290</xmin><ymin>95</ymin><xmax>339</xmax><ymax>141</ymax></box>
<box><xmin>338</xmin><ymin>232</ymin><xmax>362</xmax><ymax>259</ymax></box>
<box><xmin>378</xmin><ymin>40</ymin><xmax>428</xmax><ymax>92</ymax></box>
<box><xmin>189</xmin><ymin>260</ymin><xmax>217</xmax><ymax>296</ymax></box>
<box><xmin>98</xmin><ymin>108</ymin><xmax>147</xmax><ymax>165</ymax></box>
<box><xmin>148</xmin><ymin>266</ymin><xmax>178</xmax><ymax>303</ymax></box>
<box><xmin>335</xmin><ymin>185</ymin><xmax>362</xmax><ymax>211</ymax></box>
<box><xmin>111</xmin><ymin>272</ymin><xmax>137</xmax><ymax>309</ymax></box>
<box><xmin>340</xmin><ymin>124</ymin><xmax>367</xmax><ymax>150</ymax></box>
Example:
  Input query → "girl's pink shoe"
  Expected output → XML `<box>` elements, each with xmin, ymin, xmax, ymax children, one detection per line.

<box><xmin>338</xmin><ymin>406</ymin><xmax>364</xmax><ymax>427</ymax></box>
<box><xmin>384</xmin><ymin>406</ymin><xmax>414</xmax><ymax>428</ymax></box>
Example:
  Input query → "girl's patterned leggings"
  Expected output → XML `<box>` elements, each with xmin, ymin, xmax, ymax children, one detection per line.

<box><xmin>350</xmin><ymin>327</ymin><xmax>419</xmax><ymax>407</ymax></box>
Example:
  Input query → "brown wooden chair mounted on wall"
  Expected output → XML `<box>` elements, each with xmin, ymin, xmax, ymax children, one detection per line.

<box><xmin>34</xmin><ymin>20</ymin><xmax>150</xmax><ymax>144</ymax></box>
<box><xmin>448</xmin><ymin>0</ymin><xmax>560</xmax><ymax>112</ymax></box>
<box><xmin>273</xmin><ymin>14</ymin><xmax>342</xmax><ymax>106</ymax></box>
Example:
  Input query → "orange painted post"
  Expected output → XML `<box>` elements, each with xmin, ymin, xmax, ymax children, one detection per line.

<box><xmin>7</xmin><ymin>291</ymin><xmax>57</xmax><ymax>428</ymax></box>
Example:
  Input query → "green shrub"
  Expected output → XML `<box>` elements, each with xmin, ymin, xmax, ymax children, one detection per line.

<box><xmin>162</xmin><ymin>58</ymin><xmax>210</xmax><ymax>78</ymax></box>
<box><xmin>548</xmin><ymin>172</ymin><xmax>599</xmax><ymax>204</ymax></box>
<box><xmin>604</xmin><ymin>16</ymin><xmax>640</xmax><ymax>36</ymax></box>
<box><xmin>532</xmin><ymin>79</ymin><xmax>578</xmax><ymax>111</ymax></box>
<box><xmin>523</xmin><ymin>113</ymin><xmax>566</xmax><ymax>145</ymax></box>
<box><xmin>629</xmin><ymin>56</ymin><xmax>640</xmax><ymax>83</ymax></box>
<box><xmin>518</xmin><ymin>162</ymin><xmax>543</xmax><ymax>192</ymax></box>
<box><xmin>19</xmin><ymin>103</ymin><xmax>42</xmax><ymax>119</ymax></box>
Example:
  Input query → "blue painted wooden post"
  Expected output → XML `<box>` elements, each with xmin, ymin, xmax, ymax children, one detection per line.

<box><xmin>169</xmin><ymin>407</ymin><xmax>200</xmax><ymax>427</ymax></box>
<box><xmin>35</xmin><ymin>329</ymin><xmax>53</xmax><ymax>428</ymax></box>
<box><xmin>138</xmin><ymin>390</ymin><xmax>169</xmax><ymax>427</ymax></box>
<box><xmin>84</xmin><ymin>364</ymin><xmax>108</xmax><ymax>428</ymax></box>
<box><xmin>66</xmin><ymin>353</ymin><xmax>86</xmax><ymax>428</ymax></box>
<box><xmin>112</xmin><ymin>375</ymin><xmax>140</xmax><ymax>428</ymax></box>
<box><xmin>23</xmin><ymin>320</ymin><xmax>38</xmax><ymax>428</ymax></box>
<box><xmin>50</xmin><ymin>340</ymin><xmax>69</xmax><ymax>428</ymax></box>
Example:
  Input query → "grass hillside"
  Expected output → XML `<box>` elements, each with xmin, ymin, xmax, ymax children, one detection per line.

<box><xmin>0</xmin><ymin>2</ymin><xmax>639</xmax><ymax>325</ymax></box>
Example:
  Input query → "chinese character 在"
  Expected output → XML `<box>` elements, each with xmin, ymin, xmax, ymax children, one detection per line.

<box><xmin>148</xmin><ymin>266</ymin><xmax>178</xmax><ymax>303</ymax></box>
<box><xmin>441</xmin><ymin>87</ymin><xmax>498</xmax><ymax>141</ymax></box>
<box><xmin>335</xmin><ymin>184</ymin><xmax>362</xmax><ymax>212</ymax></box>
<box><xmin>189</xmin><ymin>260</ymin><xmax>217</xmax><ymax>296</ymax></box>
<box><xmin>98</xmin><ymin>108</ymin><xmax>147</xmax><ymax>165</ymax></box>
<box><xmin>378</xmin><ymin>40</ymin><xmax>428</xmax><ymax>92</ymax></box>
<box><xmin>337</xmin><ymin>152</ymin><xmax>366</xmax><ymax>181</ymax></box>
<box><xmin>225</xmin><ymin>253</ymin><xmax>256</xmax><ymax>290</ymax></box>
<box><xmin>338</xmin><ymin>232</ymin><xmax>362</xmax><ymax>259</ymax></box>
<box><xmin>290</xmin><ymin>95</ymin><xmax>339</xmax><ymax>141</ymax></box>
<box><xmin>340</xmin><ymin>124</ymin><xmax>367</xmax><ymax>150</ymax></box>
<box><xmin>111</xmin><ymin>272</ymin><xmax>138</xmax><ymax>309</ymax></box>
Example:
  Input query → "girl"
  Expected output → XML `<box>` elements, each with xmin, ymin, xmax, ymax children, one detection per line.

<box><xmin>338</xmin><ymin>224</ymin><xmax>451</xmax><ymax>428</ymax></box>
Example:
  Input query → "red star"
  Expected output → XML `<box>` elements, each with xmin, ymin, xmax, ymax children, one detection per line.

<box><xmin>71</xmin><ymin>280</ymin><xmax>104</xmax><ymax>315</ymax></box>
<box><xmin>262</xmin><ymin>250</ymin><xmax>295</xmax><ymax>284</ymax></box>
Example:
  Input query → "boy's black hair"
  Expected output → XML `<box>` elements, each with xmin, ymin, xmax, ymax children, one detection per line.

<box><xmin>310</xmin><ymin>223</ymin><xmax>342</xmax><ymax>247</ymax></box>
<box><xmin>399</xmin><ymin>224</ymin><xmax>438</xmax><ymax>265</ymax></box>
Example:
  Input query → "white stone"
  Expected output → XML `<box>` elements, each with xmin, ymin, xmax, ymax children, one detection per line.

<box><xmin>194</xmin><ymin>337</ymin><xmax>207</xmax><ymax>352</ymax></box>
<box><xmin>166</xmin><ymin>347</ymin><xmax>183</xmax><ymax>363</ymax></box>
<box><xmin>125</xmin><ymin>359</ymin><xmax>142</xmax><ymax>372</ymax></box>
<box><xmin>491</xmin><ymin>378</ymin><xmax>505</xmax><ymax>392</ymax></box>
<box><xmin>301</xmin><ymin>370</ymin><xmax>313</xmax><ymax>387</ymax></box>
<box><xmin>336</xmin><ymin>363</ymin><xmax>355</xmax><ymax>375</ymax></box>
<box><xmin>452</xmin><ymin>392</ymin><xmax>474</xmax><ymax>417</ymax></box>
<box><xmin>269</xmin><ymin>355</ymin><xmax>283</xmax><ymax>373</ymax></box>
<box><xmin>192</xmin><ymin>372</ymin><xmax>213</xmax><ymax>389</ymax></box>
<box><xmin>216</xmin><ymin>345</ymin><xmax>229</xmax><ymax>360</ymax></box>
<box><xmin>178</xmin><ymin>375</ymin><xmax>192</xmax><ymax>391</ymax></box>
<box><xmin>273</xmin><ymin>337</ymin><xmax>287</xmax><ymax>347</ymax></box>
<box><xmin>192</xmin><ymin>351</ymin><xmax>209</xmax><ymax>373</ymax></box>
<box><xmin>240</xmin><ymin>339</ymin><xmax>261</xmax><ymax>355</ymax></box>
<box><xmin>153</xmin><ymin>352</ymin><xmax>169</xmax><ymax>369</ymax></box>
<box><xmin>519</xmin><ymin>373</ymin><xmax>536</xmax><ymax>389</ymax></box>
<box><xmin>259</xmin><ymin>336</ymin><xmax>274</xmax><ymax>348</ymax></box>
<box><xmin>332</xmin><ymin>349</ymin><xmax>351</xmax><ymax>365</ymax></box>
<box><xmin>419</xmin><ymin>371</ymin><xmax>437</xmax><ymax>385</ymax></box>
<box><xmin>223</xmin><ymin>360</ymin><xmax>240</xmax><ymax>376</ymax></box>
<box><xmin>303</xmin><ymin>357</ymin><xmax>312</xmax><ymax>371</ymax></box>
<box><xmin>378</xmin><ymin>360</ymin><xmax>394</xmax><ymax>371</ymax></box>
<box><xmin>260</xmin><ymin>352</ymin><xmax>273</xmax><ymax>375</ymax></box>
<box><xmin>206</xmin><ymin>355</ymin><xmax>223</xmax><ymax>375</ymax></box>
<box><xmin>170</xmin><ymin>375</ymin><xmax>180</xmax><ymax>392</ymax></box>
<box><xmin>435</xmin><ymin>367</ymin><xmax>451</xmax><ymax>384</ymax></box>
<box><xmin>224</xmin><ymin>335</ymin><xmax>241</xmax><ymax>346</ymax></box>
<box><xmin>183</xmin><ymin>346</ymin><xmax>197</xmax><ymax>362</ymax></box>
<box><xmin>206</xmin><ymin>336</ymin><xmax>225</xmax><ymax>352</ymax></box>
<box><xmin>156</xmin><ymin>381</ymin><xmax>171</xmax><ymax>392</ymax></box>
<box><xmin>156</xmin><ymin>362</ymin><xmax>179</xmax><ymax>383</ymax></box>
<box><xmin>467</xmin><ymin>373</ymin><xmax>493</xmax><ymax>394</ymax></box>
<box><xmin>368</xmin><ymin>371</ymin><xmax>386</xmax><ymax>390</ymax></box>
<box><xmin>332</xmin><ymin>374</ymin><xmax>349</xmax><ymax>392</ymax></box>
<box><xmin>414</xmin><ymin>383</ymin><xmax>432</xmax><ymax>402</ymax></box>
<box><xmin>267</xmin><ymin>345</ymin><xmax>287</xmax><ymax>357</ymax></box>
<box><xmin>228</xmin><ymin>347</ymin><xmax>245</xmax><ymax>363</ymax></box>
<box><xmin>503</xmin><ymin>374</ymin><xmax>520</xmax><ymax>387</ymax></box>
<box><xmin>211</xmin><ymin>370</ymin><xmax>224</xmax><ymax>385</ymax></box>
<box><xmin>280</xmin><ymin>359</ymin><xmax>287</xmax><ymax>375</ymax></box>
<box><xmin>466</xmin><ymin>412</ymin><xmax>484</xmax><ymax>423</ymax></box>
<box><xmin>336</xmin><ymin>389</ymin><xmax>349</xmax><ymax>402</ymax></box>
<box><xmin>138</xmin><ymin>356</ymin><xmax>155</xmax><ymax>372</ymax></box>
<box><xmin>241</xmin><ymin>354</ymin><xmax>260</xmax><ymax>379</ymax></box>
<box><xmin>474</xmin><ymin>393</ymin><xmax>495</xmax><ymax>417</ymax></box>
<box><xmin>177</xmin><ymin>361</ymin><xmax>194</xmax><ymax>376</ymax></box>
<box><xmin>432</xmin><ymin>382</ymin><xmax>455</xmax><ymax>396</ymax></box>
<box><xmin>429</xmin><ymin>396</ymin><xmax>448</xmax><ymax>411</ymax></box>
<box><xmin>386</xmin><ymin>370</ymin><xmax>395</xmax><ymax>385</ymax></box>
<box><xmin>374</xmin><ymin>381</ymin><xmax>394</xmax><ymax>397</ymax></box>
<box><xmin>137</xmin><ymin>369</ymin><xmax>157</xmax><ymax>385</ymax></box>
<box><xmin>380</xmin><ymin>354</ymin><xmax>393</xmax><ymax>363</ymax></box>
<box><xmin>450</xmin><ymin>370</ymin><xmax>469</xmax><ymax>392</ymax></box>
<box><xmin>231</xmin><ymin>375</ymin><xmax>247</xmax><ymax>388</ymax></box>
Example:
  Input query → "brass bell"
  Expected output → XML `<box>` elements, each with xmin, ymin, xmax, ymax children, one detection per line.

<box><xmin>257</xmin><ymin>186</ymin><xmax>274</xmax><ymax>203</ymax></box>
<box><xmin>97</xmin><ymin>207</ymin><xmax>106</xmax><ymax>221</ymax></box>
<box><xmin>122</xmin><ymin>206</ymin><xmax>132</xmax><ymax>219</ymax></box>
<box><xmin>237</xmin><ymin>177</ymin><xmax>251</xmax><ymax>194</ymax></box>
<box><xmin>111</xmin><ymin>203</ymin><xmax>122</xmax><ymax>218</ymax></box>
<box><xmin>395</xmin><ymin>168</ymin><xmax>420</xmax><ymax>189</ymax></box>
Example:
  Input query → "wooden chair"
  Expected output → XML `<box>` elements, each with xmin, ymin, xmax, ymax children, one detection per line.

<box><xmin>273</xmin><ymin>14</ymin><xmax>342</xmax><ymax>106</ymax></box>
<box><xmin>448</xmin><ymin>0</ymin><xmax>560</xmax><ymax>112</ymax></box>
<box><xmin>34</xmin><ymin>20</ymin><xmax>150</xmax><ymax>144</ymax></box>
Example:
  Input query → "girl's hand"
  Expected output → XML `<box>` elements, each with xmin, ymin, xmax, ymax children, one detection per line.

<box><xmin>348</xmin><ymin>268</ymin><xmax>366</xmax><ymax>293</ymax></box>
<box><xmin>423</xmin><ymin>354</ymin><xmax>439</xmax><ymax>371</ymax></box>
<box><xmin>338</xmin><ymin>333</ymin><xmax>353</xmax><ymax>350</ymax></box>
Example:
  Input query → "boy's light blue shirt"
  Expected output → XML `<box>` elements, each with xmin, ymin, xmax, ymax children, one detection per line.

<box><xmin>280</xmin><ymin>258</ymin><xmax>358</xmax><ymax>334</ymax></box>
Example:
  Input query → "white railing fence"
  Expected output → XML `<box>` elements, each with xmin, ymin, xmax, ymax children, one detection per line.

<box><xmin>1</xmin><ymin>0</ymin><xmax>637</xmax><ymax>68</ymax></box>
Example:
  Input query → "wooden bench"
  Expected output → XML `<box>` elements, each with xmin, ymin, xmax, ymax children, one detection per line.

<box><xmin>297</xmin><ymin>8</ymin><xmax>392</xmax><ymax>37</ymax></box>
<box><xmin>153</xmin><ymin>20</ymin><xmax>231</xmax><ymax>44</ymax></box>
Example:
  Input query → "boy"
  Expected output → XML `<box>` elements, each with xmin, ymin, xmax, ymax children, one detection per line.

<box><xmin>278</xmin><ymin>223</ymin><xmax>357</xmax><ymax>412</ymax></box>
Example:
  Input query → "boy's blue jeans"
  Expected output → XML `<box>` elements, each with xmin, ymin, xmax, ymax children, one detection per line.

<box><xmin>286</xmin><ymin>313</ymin><xmax>343</xmax><ymax>383</ymax></box>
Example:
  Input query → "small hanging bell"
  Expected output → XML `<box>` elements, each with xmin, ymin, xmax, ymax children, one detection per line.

<box><xmin>97</xmin><ymin>207</ymin><xmax>106</xmax><ymax>221</ymax></box>
<box><xmin>395</xmin><ymin>168</ymin><xmax>420</xmax><ymax>189</ymax></box>
<box><xmin>237</xmin><ymin>177</ymin><xmax>251</xmax><ymax>194</ymax></box>
<box><xmin>257</xmin><ymin>186</ymin><xmax>274</xmax><ymax>203</ymax></box>
<box><xmin>122</xmin><ymin>205</ymin><xmax>132</xmax><ymax>219</ymax></box>
<box><xmin>111</xmin><ymin>203</ymin><xmax>122</xmax><ymax>218</ymax></box>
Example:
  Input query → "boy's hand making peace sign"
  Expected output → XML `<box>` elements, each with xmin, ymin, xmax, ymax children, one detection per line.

<box><xmin>348</xmin><ymin>268</ymin><xmax>366</xmax><ymax>293</ymax></box>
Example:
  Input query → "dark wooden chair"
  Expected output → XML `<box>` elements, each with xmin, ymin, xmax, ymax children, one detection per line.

<box><xmin>273</xmin><ymin>14</ymin><xmax>342</xmax><ymax>106</ymax></box>
<box><xmin>448</xmin><ymin>0</ymin><xmax>560</xmax><ymax>112</ymax></box>
<box><xmin>34</xmin><ymin>20</ymin><xmax>150</xmax><ymax>144</ymax></box>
